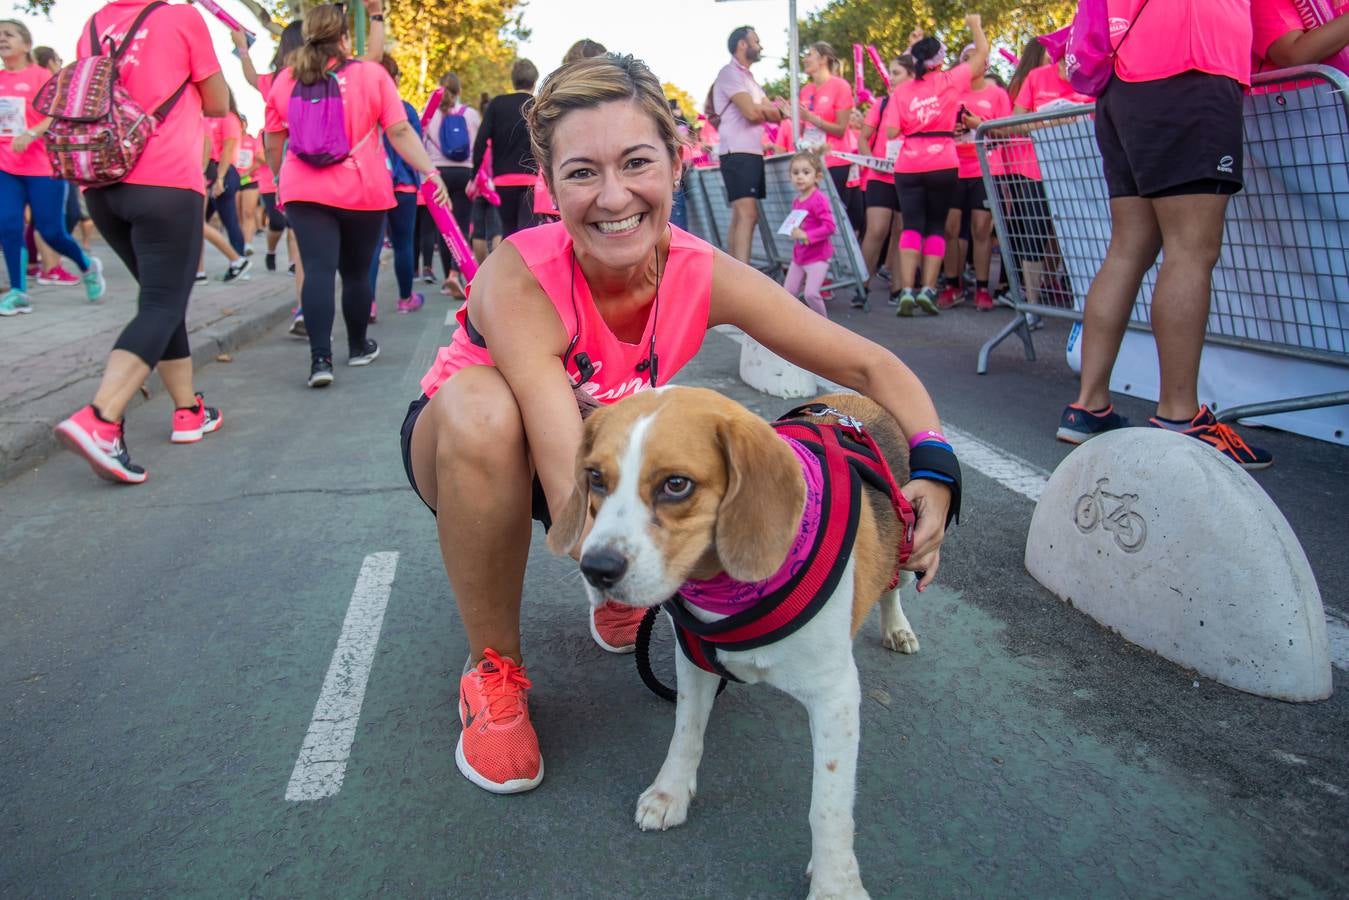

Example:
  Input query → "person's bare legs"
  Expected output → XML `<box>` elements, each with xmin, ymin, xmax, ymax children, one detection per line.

<box><xmin>727</xmin><ymin>196</ymin><xmax>759</xmax><ymax>265</ymax></box>
<box><xmin>91</xmin><ymin>349</ymin><xmax>152</xmax><ymax>422</ymax></box>
<box><xmin>1147</xmin><ymin>193</ymin><xmax>1230</xmax><ymax>420</ymax></box>
<box><xmin>859</xmin><ymin>205</ymin><xmax>893</xmax><ymax>288</ymax></box>
<box><xmin>920</xmin><ymin>251</ymin><xmax>943</xmax><ymax>291</ymax></box>
<box><xmin>203</xmin><ymin>223</ymin><xmax>241</xmax><ymax>264</ymax></box>
<box><xmin>1075</xmin><ymin>196</ymin><xmax>1162</xmax><ymax>411</ymax></box>
<box><xmin>409</xmin><ymin>366</ymin><xmax>534</xmax><ymax>665</ymax></box>
<box><xmin>898</xmin><ymin>248</ymin><xmax>921</xmax><ymax>293</ymax></box>
<box><xmin>941</xmin><ymin>209</ymin><xmax>962</xmax><ymax>283</ymax></box>
<box><xmin>971</xmin><ymin>209</ymin><xmax>993</xmax><ymax>281</ymax></box>
<box><xmin>156</xmin><ymin>357</ymin><xmax>200</xmax><ymax>409</ymax></box>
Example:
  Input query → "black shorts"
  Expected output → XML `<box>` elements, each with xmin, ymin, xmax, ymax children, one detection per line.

<box><xmin>239</xmin><ymin>181</ymin><xmax>259</xmax><ymax>191</ymax></box>
<box><xmin>1095</xmin><ymin>71</ymin><xmax>1245</xmax><ymax>199</ymax></box>
<box><xmin>954</xmin><ymin>176</ymin><xmax>988</xmax><ymax>217</ymax></box>
<box><xmin>864</xmin><ymin>178</ymin><xmax>900</xmax><ymax>210</ymax></box>
<box><xmin>471</xmin><ymin>197</ymin><xmax>503</xmax><ymax>241</ymax></box>
<box><xmin>400</xmin><ymin>393</ymin><xmax>551</xmax><ymax>529</ymax></box>
<box><xmin>720</xmin><ymin>152</ymin><xmax>766</xmax><ymax>202</ymax></box>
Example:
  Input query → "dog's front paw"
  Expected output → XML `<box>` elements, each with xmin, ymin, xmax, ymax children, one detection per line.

<box><xmin>806</xmin><ymin>874</ymin><xmax>870</xmax><ymax>900</ymax></box>
<box><xmin>635</xmin><ymin>782</ymin><xmax>693</xmax><ymax>831</ymax></box>
<box><xmin>882</xmin><ymin>626</ymin><xmax>919</xmax><ymax>654</ymax></box>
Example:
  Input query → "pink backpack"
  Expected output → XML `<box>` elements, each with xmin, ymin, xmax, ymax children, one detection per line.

<box><xmin>1051</xmin><ymin>0</ymin><xmax>1152</xmax><ymax>98</ymax></box>
<box><xmin>34</xmin><ymin>1</ymin><xmax>189</xmax><ymax>187</ymax></box>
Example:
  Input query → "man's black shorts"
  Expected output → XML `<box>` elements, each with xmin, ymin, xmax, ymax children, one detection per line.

<box><xmin>864</xmin><ymin>178</ymin><xmax>900</xmax><ymax>210</ymax></box>
<box><xmin>720</xmin><ymin>152</ymin><xmax>767</xmax><ymax>202</ymax></box>
<box><xmin>1095</xmin><ymin>71</ymin><xmax>1245</xmax><ymax>199</ymax></box>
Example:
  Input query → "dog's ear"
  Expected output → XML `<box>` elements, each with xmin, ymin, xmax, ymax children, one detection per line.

<box><xmin>714</xmin><ymin>415</ymin><xmax>807</xmax><ymax>582</ymax></box>
<box><xmin>546</xmin><ymin>420</ymin><xmax>596</xmax><ymax>558</ymax></box>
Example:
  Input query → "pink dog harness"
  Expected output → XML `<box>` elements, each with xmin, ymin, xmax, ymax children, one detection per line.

<box><xmin>661</xmin><ymin>404</ymin><xmax>916</xmax><ymax>683</ymax></box>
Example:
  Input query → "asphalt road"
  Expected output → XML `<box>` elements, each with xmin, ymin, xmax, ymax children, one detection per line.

<box><xmin>2</xmin><ymin>280</ymin><xmax>1346</xmax><ymax>898</ymax></box>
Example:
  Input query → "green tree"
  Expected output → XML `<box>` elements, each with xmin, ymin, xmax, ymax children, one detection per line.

<box><xmin>389</xmin><ymin>0</ymin><xmax>528</xmax><ymax>108</ymax></box>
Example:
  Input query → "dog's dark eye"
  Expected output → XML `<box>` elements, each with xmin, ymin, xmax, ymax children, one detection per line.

<box><xmin>586</xmin><ymin>468</ymin><xmax>606</xmax><ymax>494</ymax></box>
<box><xmin>660</xmin><ymin>476</ymin><xmax>694</xmax><ymax>500</ymax></box>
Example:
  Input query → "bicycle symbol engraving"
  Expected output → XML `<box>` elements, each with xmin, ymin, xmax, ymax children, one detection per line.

<box><xmin>1073</xmin><ymin>477</ymin><xmax>1148</xmax><ymax>553</ymax></box>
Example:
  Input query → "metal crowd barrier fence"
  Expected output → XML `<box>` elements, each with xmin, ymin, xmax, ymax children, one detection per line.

<box><xmin>684</xmin><ymin>155</ymin><xmax>871</xmax><ymax>308</ymax></box>
<box><xmin>974</xmin><ymin>64</ymin><xmax>1349</xmax><ymax>424</ymax></box>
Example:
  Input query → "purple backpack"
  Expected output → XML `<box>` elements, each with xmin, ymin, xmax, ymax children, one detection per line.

<box><xmin>287</xmin><ymin>62</ymin><xmax>355</xmax><ymax>167</ymax></box>
<box><xmin>1052</xmin><ymin>0</ymin><xmax>1152</xmax><ymax>98</ymax></box>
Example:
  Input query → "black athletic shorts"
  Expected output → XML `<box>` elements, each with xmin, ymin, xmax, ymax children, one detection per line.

<box><xmin>471</xmin><ymin>197</ymin><xmax>503</xmax><ymax>242</ymax></box>
<box><xmin>864</xmin><ymin>178</ymin><xmax>900</xmax><ymax>210</ymax></box>
<box><xmin>400</xmin><ymin>393</ymin><xmax>551</xmax><ymax>528</ymax></box>
<box><xmin>720</xmin><ymin>152</ymin><xmax>766</xmax><ymax>202</ymax></box>
<box><xmin>1095</xmin><ymin>71</ymin><xmax>1245</xmax><ymax>199</ymax></box>
<box><xmin>954</xmin><ymin>176</ymin><xmax>988</xmax><ymax>217</ymax></box>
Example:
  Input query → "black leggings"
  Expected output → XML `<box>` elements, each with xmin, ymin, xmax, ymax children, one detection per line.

<box><xmin>85</xmin><ymin>184</ymin><xmax>202</xmax><ymax>366</ymax></box>
<box><xmin>261</xmin><ymin>192</ymin><xmax>287</xmax><ymax>232</ymax></box>
<box><xmin>286</xmin><ymin>202</ymin><xmax>386</xmax><ymax>359</ymax></box>
<box><xmin>895</xmin><ymin>168</ymin><xmax>959</xmax><ymax>238</ymax></box>
<box><xmin>497</xmin><ymin>184</ymin><xmax>537</xmax><ymax>237</ymax></box>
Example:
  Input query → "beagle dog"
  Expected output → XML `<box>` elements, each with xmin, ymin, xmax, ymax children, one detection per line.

<box><xmin>548</xmin><ymin>386</ymin><xmax>920</xmax><ymax>900</ymax></box>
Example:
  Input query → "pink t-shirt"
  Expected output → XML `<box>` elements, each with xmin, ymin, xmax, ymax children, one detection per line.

<box><xmin>236</xmin><ymin>132</ymin><xmax>260</xmax><ymax>179</ymax></box>
<box><xmin>207</xmin><ymin>112</ymin><xmax>242</xmax><ymax>167</ymax></box>
<box><xmin>956</xmin><ymin>82</ymin><xmax>1011</xmax><ymax>179</ymax></box>
<box><xmin>891</xmin><ymin>63</ymin><xmax>973</xmax><ymax>173</ymax></box>
<box><xmin>264</xmin><ymin>60</ymin><xmax>406</xmax><ymax>211</ymax></box>
<box><xmin>78</xmin><ymin>0</ymin><xmax>221</xmax><ymax>194</ymax></box>
<box><xmin>680</xmin><ymin>437</ymin><xmax>822</xmax><ymax>615</ymax></box>
<box><xmin>419</xmin><ymin>222</ymin><xmax>713</xmax><ymax>402</ymax></box>
<box><xmin>995</xmin><ymin>64</ymin><xmax>1093</xmax><ymax>181</ymax></box>
<box><xmin>0</xmin><ymin>64</ymin><xmax>53</xmax><ymax>177</ymax></box>
<box><xmin>790</xmin><ymin>187</ymin><xmax>835</xmax><ymax>266</ymax></box>
<box><xmin>712</xmin><ymin>57</ymin><xmax>766</xmax><ymax>156</ymax></box>
<box><xmin>254</xmin><ymin>129</ymin><xmax>275</xmax><ymax>193</ymax></box>
<box><xmin>1109</xmin><ymin>0</ymin><xmax>1254</xmax><ymax>85</ymax></box>
<box><xmin>799</xmin><ymin>75</ymin><xmax>854</xmax><ymax>167</ymax></box>
<box><xmin>861</xmin><ymin>92</ymin><xmax>899</xmax><ymax>185</ymax></box>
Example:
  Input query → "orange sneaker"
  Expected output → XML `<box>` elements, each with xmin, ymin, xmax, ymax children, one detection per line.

<box><xmin>456</xmin><ymin>649</ymin><xmax>543</xmax><ymax>793</ymax></box>
<box><xmin>589</xmin><ymin>599</ymin><xmax>646</xmax><ymax>654</ymax></box>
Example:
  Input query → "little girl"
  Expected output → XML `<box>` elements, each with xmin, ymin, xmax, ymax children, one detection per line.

<box><xmin>783</xmin><ymin>150</ymin><xmax>836</xmax><ymax>316</ymax></box>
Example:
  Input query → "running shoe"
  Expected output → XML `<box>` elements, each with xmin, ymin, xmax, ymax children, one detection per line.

<box><xmin>936</xmin><ymin>285</ymin><xmax>965</xmax><ymax>310</ymax></box>
<box><xmin>243</xmin><ymin>247</ymin><xmax>254</xmax><ymax>257</ymax></box>
<box><xmin>37</xmin><ymin>265</ymin><xmax>80</xmax><ymax>286</ymax></box>
<box><xmin>222</xmin><ymin>257</ymin><xmax>252</xmax><ymax>282</ymax></box>
<box><xmin>369</xmin><ymin>301</ymin><xmax>378</xmax><ymax>324</ymax></box>
<box><xmin>850</xmin><ymin>293</ymin><xmax>867</xmax><ymax>310</ymax></box>
<box><xmin>0</xmin><ymin>289</ymin><xmax>32</xmax><ymax>316</ymax></box>
<box><xmin>288</xmin><ymin>308</ymin><xmax>307</xmax><ymax>338</ymax></box>
<box><xmin>877</xmin><ymin>265</ymin><xmax>892</xmax><ymax>283</ymax></box>
<box><xmin>1056</xmin><ymin>403</ymin><xmax>1130</xmax><ymax>444</ymax></box>
<box><xmin>1149</xmin><ymin>405</ymin><xmax>1273</xmax><ymax>470</ymax></box>
<box><xmin>589</xmin><ymin>599</ymin><xmax>647</xmax><ymax>654</ymax></box>
<box><xmin>456</xmin><ymin>649</ymin><xmax>543</xmax><ymax>794</ymax></box>
<box><xmin>265</xmin><ymin>253</ymin><xmax>277</xmax><ymax>272</ymax></box>
<box><xmin>915</xmin><ymin>287</ymin><xmax>941</xmax><ymax>315</ymax></box>
<box><xmin>348</xmin><ymin>338</ymin><xmax>379</xmax><ymax>367</ymax></box>
<box><xmin>195</xmin><ymin>271</ymin><xmax>208</xmax><ymax>283</ymax></box>
<box><xmin>25</xmin><ymin>261</ymin><xmax>39</xmax><ymax>277</ymax></box>
<box><xmin>81</xmin><ymin>257</ymin><xmax>105</xmax><ymax>302</ymax></box>
<box><xmin>974</xmin><ymin>288</ymin><xmax>994</xmax><ymax>311</ymax></box>
<box><xmin>894</xmin><ymin>289</ymin><xmax>916</xmax><ymax>316</ymax></box>
<box><xmin>170</xmin><ymin>393</ymin><xmax>223</xmax><ymax>444</ymax></box>
<box><xmin>441</xmin><ymin>272</ymin><xmax>466</xmax><ymax>299</ymax></box>
<box><xmin>420</xmin><ymin>267</ymin><xmax>436</xmax><ymax>284</ymax></box>
<box><xmin>54</xmin><ymin>404</ymin><xmax>147</xmax><ymax>484</ymax></box>
<box><xmin>308</xmin><ymin>355</ymin><xmax>334</xmax><ymax>388</ymax></box>
<box><xmin>396</xmin><ymin>292</ymin><xmax>425</xmax><ymax>315</ymax></box>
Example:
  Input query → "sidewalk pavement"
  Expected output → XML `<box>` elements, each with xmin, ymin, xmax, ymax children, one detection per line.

<box><xmin>0</xmin><ymin>238</ymin><xmax>296</xmax><ymax>483</ymax></box>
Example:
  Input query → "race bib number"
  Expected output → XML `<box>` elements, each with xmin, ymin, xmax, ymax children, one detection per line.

<box><xmin>800</xmin><ymin>125</ymin><xmax>827</xmax><ymax>149</ymax></box>
<box><xmin>778</xmin><ymin>208</ymin><xmax>808</xmax><ymax>236</ymax></box>
<box><xmin>885</xmin><ymin>138</ymin><xmax>903</xmax><ymax>161</ymax></box>
<box><xmin>0</xmin><ymin>96</ymin><xmax>27</xmax><ymax>137</ymax></box>
<box><xmin>236</xmin><ymin>148</ymin><xmax>254</xmax><ymax>169</ymax></box>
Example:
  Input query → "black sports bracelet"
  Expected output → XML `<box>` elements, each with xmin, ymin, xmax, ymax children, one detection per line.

<box><xmin>908</xmin><ymin>443</ymin><xmax>962</xmax><ymax>527</ymax></box>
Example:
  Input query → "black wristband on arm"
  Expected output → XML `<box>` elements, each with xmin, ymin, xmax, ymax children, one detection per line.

<box><xmin>907</xmin><ymin>443</ymin><xmax>962</xmax><ymax>527</ymax></box>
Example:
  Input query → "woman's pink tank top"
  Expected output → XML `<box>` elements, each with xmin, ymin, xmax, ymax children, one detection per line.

<box><xmin>418</xmin><ymin>222</ymin><xmax>714</xmax><ymax>403</ymax></box>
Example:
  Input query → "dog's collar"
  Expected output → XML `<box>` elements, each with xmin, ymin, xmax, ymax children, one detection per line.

<box><xmin>679</xmin><ymin>437</ymin><xmax>823</xmax><ymax>616</ymax></box>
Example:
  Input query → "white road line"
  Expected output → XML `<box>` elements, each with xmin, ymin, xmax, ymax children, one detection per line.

<box><xmin>285</xmin><ymin>551</ymin><xmax>399</xmax><ymax>802</ymax></box>
<box><xmin>1326</xmin><ymin>615</ymin><xmax>1349</xmax><ymax>673</ymax></box>
<box><xmin>943</xmin><ymin>425</ymin><xmax>1049</xmax><ymax>503</ymax></box>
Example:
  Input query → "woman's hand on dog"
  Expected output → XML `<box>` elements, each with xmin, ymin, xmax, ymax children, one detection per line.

<box><xmin>900</xmin><ymin>479</ymin><xmax>951</xmax><ymax>591</ymax></box>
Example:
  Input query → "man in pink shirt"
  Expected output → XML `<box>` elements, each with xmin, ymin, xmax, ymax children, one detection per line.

<box><xmin>1058</xmin><ymin>0</ymin><xmax>1273</xmax><ymax>469</ymax></box>
<box><xmin>710</xmin><ymin>26</ymin><xmax>784</xmax><ymax>264</ymax></box>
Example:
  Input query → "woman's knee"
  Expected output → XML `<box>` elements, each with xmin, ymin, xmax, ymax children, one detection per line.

<box><xmin>432</xmin><ymin>370</ymin><xmax>528</xmax><ymax>471</ymax></box>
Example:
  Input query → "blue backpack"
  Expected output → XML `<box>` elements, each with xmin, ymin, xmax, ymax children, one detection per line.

<box><xmin>437</xmin><ymin>105</ymin><xmax>470</xmax><ymax>162</ymax></box>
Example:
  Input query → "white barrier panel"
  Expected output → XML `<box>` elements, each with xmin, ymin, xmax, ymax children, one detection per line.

<box><xmin>1025</xmin><ymin>428</ymin><xmax>1331</xmax><ymax>702</ymax></box>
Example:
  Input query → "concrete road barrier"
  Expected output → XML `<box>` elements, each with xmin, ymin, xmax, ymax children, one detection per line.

<box><xmin>1025</xmin><ymin>428</ymin><xmax>1332</xmax><ymax>702</ymax></box>
<box><xmin>738</xmin><ymin>338</ymin><xmax>816</xmax><ymax>398</ymax></box>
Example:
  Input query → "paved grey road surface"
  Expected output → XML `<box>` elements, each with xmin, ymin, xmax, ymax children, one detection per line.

<box><xmin>2</xmin><ymin>280</ymin><xmax>1346</xmax><ymax>898</ymax></box>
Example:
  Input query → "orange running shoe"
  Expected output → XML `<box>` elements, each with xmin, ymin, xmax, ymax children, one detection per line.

<box><xmin>456</xmin><ymin>649</ymin><xmax>543</xmax><ymax>793</ymax></box>
<box><xmin>589</xmin><ymin>599</ymin><xmax>646</xmax><ymax>654</ymax></box>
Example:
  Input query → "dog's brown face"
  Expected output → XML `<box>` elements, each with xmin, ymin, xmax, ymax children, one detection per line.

<box><xmin>547</xmin><ymin>387</ymin><xmax>806</xmax><ymax>608</ymax></box>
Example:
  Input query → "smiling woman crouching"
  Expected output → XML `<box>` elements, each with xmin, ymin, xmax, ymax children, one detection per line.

<box><xmin>398</xmin><ymin>53</ymin><xmax>956</xmax><ymax>795</ymax></box>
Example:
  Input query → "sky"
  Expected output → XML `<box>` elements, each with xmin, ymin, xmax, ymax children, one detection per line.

<box><xmin>12</xmin><ymin>0</ymin><xmax>830</xmax><ymax>129</ymax></box>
